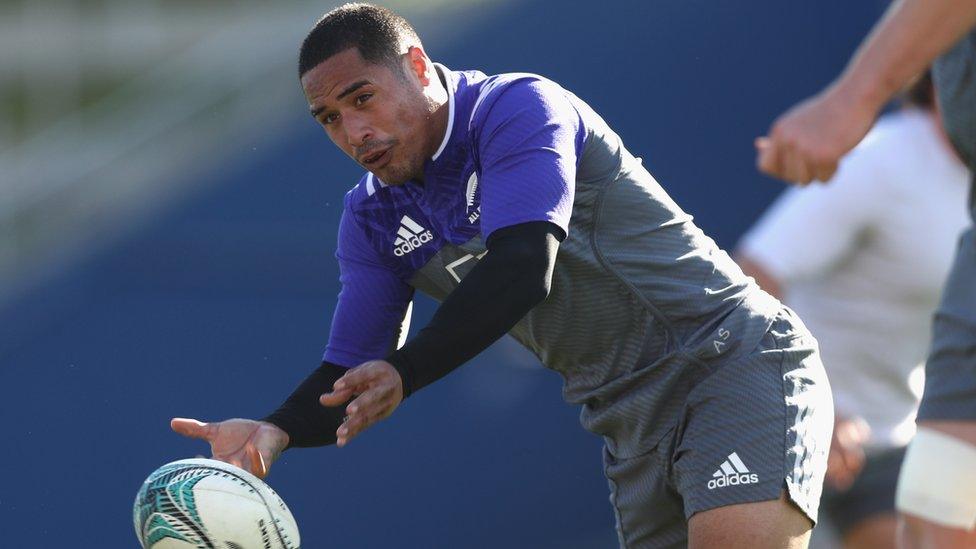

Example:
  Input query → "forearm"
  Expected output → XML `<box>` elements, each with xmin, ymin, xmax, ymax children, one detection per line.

<box><xmin>388</xmin><ymin>222</ymin><xmax>560</xmax><ymax>396</ymax></box>
<box><xmin>262</xmin><ymin>361</ymin><xmax>350</xmax><ymax>448</ymax></box>
<box><xmin>837</xmin><ymin>0</ymin><xmax>976</xmax><ymax>111</ymax></box>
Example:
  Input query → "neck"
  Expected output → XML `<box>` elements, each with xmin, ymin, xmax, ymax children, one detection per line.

<box><xmin>425</xmin><ymin>67</ymin><xmax>451</xmax><ymax>159</ymax></box>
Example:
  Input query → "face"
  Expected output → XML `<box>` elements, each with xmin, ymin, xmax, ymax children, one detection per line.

<box><xmin>302</xmin><ymin>47</ymin><xmax>439</xmax><ymax>184</ymax></box>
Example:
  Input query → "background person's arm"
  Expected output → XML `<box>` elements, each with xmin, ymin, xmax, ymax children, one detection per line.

<box><xmin>757</xmin><ymin>0</ymin><xmax>976</xmax><ymax>184</ymax></box>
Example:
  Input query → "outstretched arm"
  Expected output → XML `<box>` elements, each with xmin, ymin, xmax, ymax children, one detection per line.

<box><xmin>171</xmin><ymin>207</ymin><xmax>413</xmax><ymax>475</ymax></box>
<box><xmin>323</xmin><ymin>221</ymin><xmax>562</xmax><ymax>447</ymax></box>
<box><xmin>843</xmin><ymin>0</ymin><xmax>976</xmax><ymax>111</ymax></box>
<box><xmin>757</xmin><ymin>0</ymin><xmax>976</xmax><ymax>184</ymax></box>
<box><xmin>388</xmin><ymin>222</ymin><xmax>560</xmax><ymax>397</ymax></box>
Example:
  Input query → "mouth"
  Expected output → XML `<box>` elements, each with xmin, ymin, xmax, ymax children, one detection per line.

<box><xmin>360</xmin><ymin>147</ymin><xmax>391</xmax><ymax>169</ymax></box>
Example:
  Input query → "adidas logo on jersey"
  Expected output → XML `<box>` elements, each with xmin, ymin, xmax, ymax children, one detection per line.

<box><xmin>393</xmin><ymin>215</ymin><xmax>433</xmax><ymax>257</ymax></box>
<box><xmin>707</xmin><ymin>452</ymin><xmax>759</xmax><ymax>490</ymax></box>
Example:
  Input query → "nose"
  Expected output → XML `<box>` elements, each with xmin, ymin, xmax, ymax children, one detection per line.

<box><xmin>345</xmin><ymin>114</ymin><xmax>373</xmax><ymax>148</ymax></box>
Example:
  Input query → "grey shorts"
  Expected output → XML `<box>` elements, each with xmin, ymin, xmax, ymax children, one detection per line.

<box><xmin>603</xmin><ymin>307</ymin><xmax>833</xmax><ymax>548</ymax></box>
<box><xmin>918</xmin><ymin>224</ymin><xmax>976</xmax><ymax>421</ymax></box>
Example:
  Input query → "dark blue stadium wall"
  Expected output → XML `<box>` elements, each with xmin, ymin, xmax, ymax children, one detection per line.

<box><xmin>0</xmin><ymin>1</ymin><xmax>883</xmax><ymax>546</ymax></box>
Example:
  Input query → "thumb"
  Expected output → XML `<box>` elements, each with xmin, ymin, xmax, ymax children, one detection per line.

<box><xmin>171</xmin><ymin>418</ymin><xmax>214</xmax><ymax>441</ymax></box>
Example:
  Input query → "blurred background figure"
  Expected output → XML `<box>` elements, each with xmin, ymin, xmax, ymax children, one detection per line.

<box><xmin>737</xmin><ymin>72</ymin><xmax>971</xmax><ymax>549</ymax></box>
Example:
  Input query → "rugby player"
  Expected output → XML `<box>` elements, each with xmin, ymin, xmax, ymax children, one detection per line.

<box><xmin>754</xmin><ymin>1</ymin><xmax>976</xmax><ymax>546</ymax></box>
<box><xmin>173</xmin><ymin>4</ymin><xmax>832</xmax><ymax>547</ymax></box>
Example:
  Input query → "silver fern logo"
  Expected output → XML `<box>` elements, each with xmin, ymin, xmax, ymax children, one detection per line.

<box><xmin>465</xmin><ymin>172</ymin><xmax>480</xmax><ymax>223</ymax></box>
<box><xmin>465</xmin><ymin>172</ymin><xmax>478</xmax><ymax>210</ymax></box>
<box><xmin>135</xmin><ymin>465</ymin><xmax>216</xmax><ymax>547</ymax></box>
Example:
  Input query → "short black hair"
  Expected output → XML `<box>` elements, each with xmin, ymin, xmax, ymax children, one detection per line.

<box><xmin>298</xmin><ymin>3</ymin><xmax>422</xmax><ymax>78</ymax></box>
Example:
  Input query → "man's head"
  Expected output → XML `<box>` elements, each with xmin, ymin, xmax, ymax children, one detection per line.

<box><xmin>299</xmin><ymin>3</ymin><xmax>448</xmax><ymax>184</ymax></box>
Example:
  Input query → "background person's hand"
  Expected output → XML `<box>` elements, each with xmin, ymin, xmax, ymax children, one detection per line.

<box><xmin>170</xmin><ymin>417</ymin><xmax>289</xmax><ymax>479</ymax></box>
<box><xmin>320</xmin><ymin>360</ymin><xmax>404</xmax><ymax>447</ymax></box>
<box><xmin>756</xmin><ymin>83</ymin><xmax>878</xmax><ymax>185</ymax></box>
<box><xmin>825</xmin><ymin>415</ymin><xmax>871</xmax><ymax>491</ymax></box>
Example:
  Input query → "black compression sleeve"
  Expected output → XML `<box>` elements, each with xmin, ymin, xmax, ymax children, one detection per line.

<box><xmin>262</xmin><ymin>361</ymin><xmax>351</xmax><ymax>448</ymax></box>
<box><xmin>387</xmin><ymin>221</ymin><xmax>561</xmax><ymax>397</ymax></box>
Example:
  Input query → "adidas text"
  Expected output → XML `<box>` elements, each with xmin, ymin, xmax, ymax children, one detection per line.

<box><xmin>394</xmin><ymin>230</ymin><xmax>433</xmax><ymax>256</ymax></box>
<box><xmin>707</xmin><ymin>452</ymin><xmax>758</xmax><ymax>490</ymax></box>
<box><xmin>393</xmin><ymin>215</ymin><xmax>434</xmax><ymax>256</ymax></box>
<box><xmin>707</xmin><ymin>473</ymin><xmax>759</xmax><ymax>490</ymax></box>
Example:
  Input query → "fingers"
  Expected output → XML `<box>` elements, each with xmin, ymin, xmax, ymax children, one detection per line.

<box><xmin>319</xmin><ymin>361</ymin><xmax>382</xmax><ymax>406</ymax></box>
<box><xmin>837</xmin><ymin>427</ymin><xmax>866</xmax><ymax>475</ymax></box>
<box><xmin>812</xmin><ymin>159</ymin><xmax>838</xmax><ymax>184</ymax></box>
<box><xmin>335</xmin><ymin>387</ymin><xmax>392</xmax><ymax>446</ymax></box>
<box><xmin>345</xmin><ymin>384</ymin><xmax>388</xmax><ymax>419</ymax></box>
<box><xmin>827</xmin><ymin>417</ymin><xmax>870</xmax><ymax>490</ymax></box>
<box><xmin>782</xmin><ymin>145</ymin><xmax>813</xmax><ymax>185</ymax></box>
<box><xmin>757</xmin><ymin>137</ymin><xmax>835</xmax><ymax>186</ymax></box>
<box><xmin>336</xmin><ymin>415</ymin><xmax>364</xmax><ymax>447</ymax></box>
<box><xmin>171</xmin><ymin>418</ymin><xmax>215</xmax><ymax>441</ymax></box>
<box><xmin>319</xmin><ymin>387</ymin><xmax>355</xmax><ymax>406</ymax></box>
<box><xmin>321</xmin><ymin>361</ymin><xmax>404</xmax><ymax>447</ymax></box>
<box><xmin>755</xmin><ymin>136</ymin><xmax>780</xmax><ymax>177</ymax></box>
<box><xmin>825</xmin><ymin>448</ymin><xmax>844</xmax><ymax>487</ymax></box>
<box><xmin>335</xmin><ymin>362</ymin><xmax>384</xmax><ymax>391</ymax></box>
<box><xmin>826</xmin><ymin>446</ymin><xmax>856</xmax><ymax>490</ymax></box>
<box><xmin>336</xmin><ymin>390</ymin><xmax>382</xmax><ymax>447</ymax></box>
<box><xmin>247</xmin><ymin>443</ymin><xmax>268</xmax><ymax>479</ymax></box>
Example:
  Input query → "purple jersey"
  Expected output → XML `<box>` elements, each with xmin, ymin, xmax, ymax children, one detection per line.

<box><xmin>325</xmin><ymin>67</ymin><xmax>583</xmax><ymax>367</ymax></box>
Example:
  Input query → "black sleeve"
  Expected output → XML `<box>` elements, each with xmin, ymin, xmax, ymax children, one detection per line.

<box><xmin>387</xmin><ymin>221</ymin><xmax>562</xmax><ymax>397</ymax></box>
<box><xmin>262</xmin><ymin>361</ymin><xmax>350</xmax><ymax>448</ymax></box>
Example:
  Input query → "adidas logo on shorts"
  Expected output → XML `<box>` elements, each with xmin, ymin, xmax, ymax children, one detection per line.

<box><xmin>707</xmin><ymin>452</ymin><xmax>759</xmax><ymax>490</ymax></box>
<box><xmin>393</xmin><ymin>215</ymin><xmax>434</xmax><ymax>257</ymax></box>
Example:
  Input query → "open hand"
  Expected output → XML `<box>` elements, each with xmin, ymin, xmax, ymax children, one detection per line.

<box><xmin>320</xmin><ymin>360</ymin><xmax>404</xmax><ymax>447</ymax></box>
<box><xmin>170</xmin><ymin>418</ymin><xmax>289</xmax><ymax>479</ymax></box>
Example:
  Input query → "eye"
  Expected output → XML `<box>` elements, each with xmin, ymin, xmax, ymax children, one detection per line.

<box><xmin>355</xmin><ymin>93</ymin><xmax>373</xmax><ymax>106</ymax></box>
<box><xmin>323</xmin><ymin>112</ymin><xmax>339</xmax><ymax>125</ymax></box>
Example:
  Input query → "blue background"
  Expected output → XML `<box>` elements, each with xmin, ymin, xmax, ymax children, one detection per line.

<box><xmin>0</xmin><ymin>1</ymin><xmax>882</xmax><ymax>546</ymax></box>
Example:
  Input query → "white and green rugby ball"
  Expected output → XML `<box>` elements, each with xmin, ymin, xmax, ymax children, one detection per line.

<box><xmin>133</xmin><ymin>458</ymin><xmax>300</xmax><ymax>549</ymax></box>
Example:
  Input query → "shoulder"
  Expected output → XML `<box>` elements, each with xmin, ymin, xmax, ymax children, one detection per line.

<box><xmin>467</xmin><ymin>73</ymin><xmax>577</xmax><ymax>132</ymax></box>
<box><xmin>339</xmin><ymin>173</ymin><xmax>389</xmax><ymax>243</ymax></box>
<box><xmin>343</xmin><ymin>172</ymin><xmax>382</xmax><ymax>208</ymax></box>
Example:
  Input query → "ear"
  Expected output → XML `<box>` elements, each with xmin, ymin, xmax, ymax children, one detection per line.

<box><xmin>404</xmin><ymin>46</ymin><xmax>434</xmax><ymax>86</ymax></box>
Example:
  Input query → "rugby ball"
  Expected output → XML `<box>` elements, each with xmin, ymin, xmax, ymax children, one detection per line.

<box><xmin>133</xmin><ymin>458</ymin><xmax>300</xmax><ymax>549</ymax></box>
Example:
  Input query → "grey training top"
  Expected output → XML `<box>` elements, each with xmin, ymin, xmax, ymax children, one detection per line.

<box><xmin>329</xmin><ymin>67</ymin><xmax>779</xmax><ymax>457</ymax></box>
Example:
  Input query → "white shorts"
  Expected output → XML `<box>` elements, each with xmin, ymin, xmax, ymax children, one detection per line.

<box><xmin>896</xmin><ymin>427</ymin><xmax>976</xmax><ymax>530</ymax></box>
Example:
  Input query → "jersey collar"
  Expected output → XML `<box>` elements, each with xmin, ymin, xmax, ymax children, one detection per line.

<box><xmin>430</xmin><ymin>63</ymin><xmax>456</xmax><ymax>162</ymax></box>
